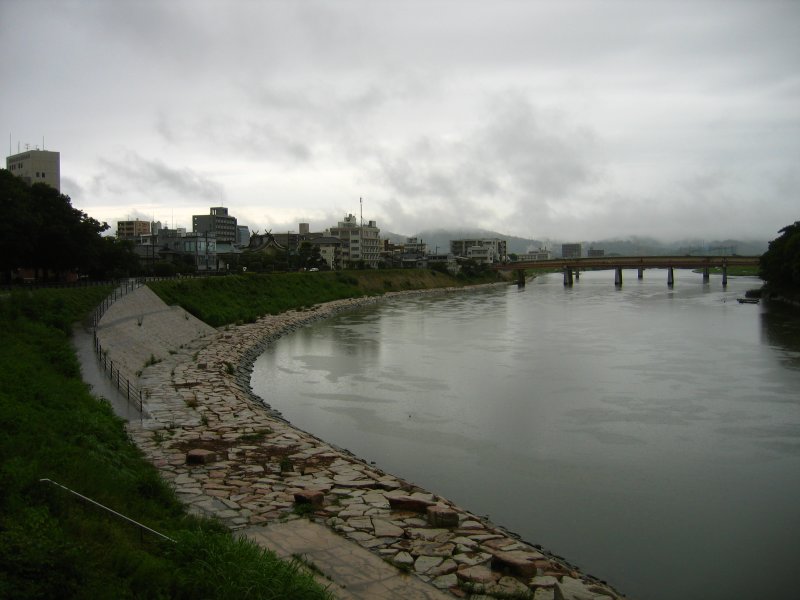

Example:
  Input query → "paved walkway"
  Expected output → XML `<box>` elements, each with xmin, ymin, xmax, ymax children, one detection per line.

<box><xmin>242</xmin><ymin>520</ymin><xmax>450</xmax><ymax>599</ymax></box>
<box><xmin>90</xmin><ymin>284</ymin><xmax>625</xmax><ymax>600</ymax></box>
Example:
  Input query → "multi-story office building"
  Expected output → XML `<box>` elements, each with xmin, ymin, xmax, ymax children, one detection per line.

<box><xmin>193</xmin><ymin>207</ymin><xmax>237</xmax><ymax>244</ymax></box>
<box><xmin>561</xmin><ymin>243</ymin><xmax>582</xmax><ymax>258</ymax></box>
<box><xmin>450</xmin><ymin>238</ymin><xmax>507</xmax><ymax>263</ymax></box>
<box><xmin>326</xmin><ymin>214</ymin><xmax>381</xmax><ymax>268</ymax></box>
<box><xmin>5</xmin><ymin>148</ymin><xmax>61</xmax><ymax>191</ymax></box>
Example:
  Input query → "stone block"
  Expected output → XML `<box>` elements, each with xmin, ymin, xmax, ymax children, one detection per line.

<box><xmin>491</xmin><ymin>549</ymin><xmax>545</xmax><ymax>579</ymax></box>
<box><xmin>555</xmin><ymin>576</ymin><xmax>614</xmax><ymax>600</ymax></box>
<box><xmin>372</xmin><ymin>518</ymin><xmax>404</xmax><ymax>538</ymax></box>
<box><xmin>530</xmin><ymin>575</ymin><xmax>559</xmax><ymax>589</ymax></box>
<box><xmin>427</xmin><ymin>505</ymin><xmax>460</xmax><ymax>528</ymax></box>
<box><xmin>293</xmin><ymin>490</ymin><xmax>324</xmax><ymax>508</ymax></box>
<box><xmin>456</xmin><ymin>564</ymin><xmax>498</xmax><ymax>585</ymax></box>
<box><xmin>388</xmin><ymin>494</ymin><xmax>436</xmax><ymax>513</ymax></box>
<box><xmin>186</xmin><ymin>449</ymin><xmax>217</xmax><ymax>465</ymax></box>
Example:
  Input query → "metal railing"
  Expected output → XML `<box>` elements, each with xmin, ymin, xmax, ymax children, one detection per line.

<box><xmin>93</xmin><ymin>330</ymin><xmax>145</xmax><ymax>422</ymax></box>
<box><xmin>91</xmin><ymin>279</ymin><xmax>147</xmax><ymax>420</ymax></box>
<box><xmin>88</xmin><ymin>274</ymin><xmax>211</xmax><ymax>420</ymax></box>
<box><xmin>39</xmin><ymin>478</ymin><xmax>176</xmax><ymax>543</ymax></box>
<box><xmin>91</xmin><ymin>278</ymin><xmax>145</xmax><ymax>328</ymax></box>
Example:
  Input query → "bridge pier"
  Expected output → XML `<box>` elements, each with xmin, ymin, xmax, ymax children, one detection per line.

<box><xmin>667</xmin><ymin>267</ymin><xmax>674</xmax><ymax>287</ymax></box>
<box><xmin>614</xmin><ymin>267</ymin><xmax>623</xmax><ymax>287</ymax></box>
<box><xmin>722</xmin><ymin>266</ymin><xmax>728</xmax><ymax>287</ymax></box>
<box><xmin>638</xmin><ymin>268</ymin><xmax>644</xmax><ymax>280</ymax></box>
<box><xmin>702</xmin><ymin>267</ymin><xmax>710</xmax><ymax>283</ymax></box>
<box><xmin>563</xmin><ymin>267</ymin><xmax>574</xmax><ymax>286</ymax></box>
<box><xmin>516</xmin><ymin>269</ymin><xmax>526</xmax><ymax>287</ymax></box>
<box><xmin>575</xmin><ymin>269</ymin><xmax>580</xmax><ymax>281</ymax></box>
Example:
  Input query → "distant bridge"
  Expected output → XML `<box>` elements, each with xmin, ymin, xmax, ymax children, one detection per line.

<box><xmin>494</xmin><ymin>255</ymin><xmax>760</xmax><ymax>287</ymax></box>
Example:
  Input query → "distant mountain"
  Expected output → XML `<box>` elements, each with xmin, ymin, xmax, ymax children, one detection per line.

<box><xmin>411</xmin><ymin>228</ymin><xmax>545</xmax><ymax>255</ymax></box>
<box><xmin>582</xmin><ymin>237</ymin><xmax>768</xmax><ymax>257</ymax></box>
<box><xmin>385</xmin><ymin>228</ymin><xmax>768</xmax><ymax>257</ymax></box>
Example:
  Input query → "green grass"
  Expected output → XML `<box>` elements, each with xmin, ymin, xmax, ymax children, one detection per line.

<box><xmin>700</xmin><ymin>265</ymin><xmax>760</xmax><ymax>276</ymax></box>
<box><xmin>0</xmin><ymin>286</ymin><xmax>332</xmax><ymax>599</ymax></box>
<box><xmin>150</xmin><ymin>269</ymin><xmax>505</xmax><ymax>327</ymax></box>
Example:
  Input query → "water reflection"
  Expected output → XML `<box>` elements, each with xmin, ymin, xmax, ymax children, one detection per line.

<box><xmin>760</xmin><ymin>301</ymin><xmax>800</xmax><ymax>370</ymax></box>
<box><xmin>252</xmin><ymin>272</ymin><xmax>800</xmax><ymax>600</ymax></box>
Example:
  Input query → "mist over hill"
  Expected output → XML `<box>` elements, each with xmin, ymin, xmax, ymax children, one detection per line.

<box><xmin>383</xmin><ymin>228</ymin><xmax>768</xmax><ymax>257</ymax></box>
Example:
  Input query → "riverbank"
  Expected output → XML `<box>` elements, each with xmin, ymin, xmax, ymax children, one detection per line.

<box><xmin>98</xmin><ymin>281</ymin><xmax>626</xmax><ymax>599</ymax></box>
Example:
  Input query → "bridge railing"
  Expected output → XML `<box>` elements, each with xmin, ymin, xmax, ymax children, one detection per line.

<box><xmin>495</xmin><ymin>255</ymin><xmax>760</xmax><ymax>271</ymax></box>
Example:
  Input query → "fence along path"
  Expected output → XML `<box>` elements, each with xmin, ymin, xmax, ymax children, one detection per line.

<box><xmin>91</xmin><ymin>279</ymin><xmax>147</xmax><ymax>420</ymax></box>
<box><xmin>91</xmin><ymin>279</ymin><xmax>218</xmax><ymax>424</ymax></box>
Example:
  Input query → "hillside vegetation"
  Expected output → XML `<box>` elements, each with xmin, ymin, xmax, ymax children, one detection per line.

<box><xmin>149</xmin><ymin>268</ymin><xmax>506</xmax><ymax>327</ymax></box>
<box><xmin>0</xmin><ymin>286</ymin><xmax>332</xmax><ymax>599</ymax></box>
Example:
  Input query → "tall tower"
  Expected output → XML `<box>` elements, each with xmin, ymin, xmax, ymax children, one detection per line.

<box><xmin>6</xmin><ymin>148</ymin><xmax>61</xmax><ymax>192</ymax></box>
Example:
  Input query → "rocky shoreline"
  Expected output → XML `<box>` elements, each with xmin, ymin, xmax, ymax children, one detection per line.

<box><xmin>104</xmin><ymin>283</ymin><xmax>626</xmax><ymax>600</ymax></box>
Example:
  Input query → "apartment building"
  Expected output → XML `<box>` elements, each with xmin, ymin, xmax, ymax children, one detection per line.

<box><xmin>326</xmin><ymin>214</ymin><xmax>381</xmax><ymax>268</ymax></box>
<box><xmin>116</xmin><ymin>219</ymin><xmax>153</xmax><ymax>239</ymax></box>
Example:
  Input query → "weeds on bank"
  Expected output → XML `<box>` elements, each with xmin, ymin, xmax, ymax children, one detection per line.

<box><xmin>148</xmin><ymin>269</ymin><xmax>494</xmax><ymax>328</ymax></box>
<box><xmin>240</xmin><ymin>428</ymin><xmax>273</xmax><ymax>442</ymax></box>
<box><xmin>0</xmin><ymin>286</ymin><xmax>333</xmax><ymax>600</ymax></box>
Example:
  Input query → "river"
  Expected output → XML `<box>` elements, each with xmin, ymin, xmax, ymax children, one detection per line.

<box><xmin>251</xmin><ymin>269</ymin><xmax>800</xmax><ymax>600</ymax></box>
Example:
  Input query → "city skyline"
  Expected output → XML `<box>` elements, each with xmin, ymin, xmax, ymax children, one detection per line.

<box><xmin>2</xmin><ymin>0</ymin><xmax>797</xmax><ymax>242</ymax></box>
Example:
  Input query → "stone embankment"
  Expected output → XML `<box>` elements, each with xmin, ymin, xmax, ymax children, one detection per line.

<box><xmin>99</xmin><ymin>284</ymin><xmax>626</xmax><ymax>600</ymax></box>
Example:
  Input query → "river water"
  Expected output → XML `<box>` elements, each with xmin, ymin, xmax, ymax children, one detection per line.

<box><xmin>251</xmin><ymin>270</ymin><xmax>800</xmax><ymax>600</ymax></box>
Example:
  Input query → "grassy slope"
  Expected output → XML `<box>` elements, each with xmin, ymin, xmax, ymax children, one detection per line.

<box><xmin>0</xmin><ymin>287</ymin><xmax>332</xmax><ymax>600</ymax></box>
<box><xmin>149</xmin><ymin>269</ymin><xmax>505</xmax><ymax>327</ymax></box>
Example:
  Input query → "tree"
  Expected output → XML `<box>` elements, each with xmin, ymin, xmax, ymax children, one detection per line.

<box><xmin>0</xmin><ymin>169</ymin><xmax>137</xmax><ymax>281</ymax></box>
<box><xmin>296</xmin><ymin>241</ymin><xmax>325</xmax><ymax>270</ymax></box>
<box><xmin>87</xmin><ymin>237</ymin><xmax>140</xmax><ymax>279</ymax></box>
<box><xmin>759</xmin><ymin>220</ymin><xmax>800</xmax><ymax>291</ymax></box>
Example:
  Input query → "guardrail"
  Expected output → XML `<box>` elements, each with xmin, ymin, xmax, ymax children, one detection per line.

<box><xmin>39</xmin><ymin>478</ymin><xmax>176</xmax><ymax>543</ymax></box>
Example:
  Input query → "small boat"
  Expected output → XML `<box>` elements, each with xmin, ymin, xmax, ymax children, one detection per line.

<box><xmin>737</xmin><ymin>298</ymin><xmax>759</xmax><ymax>304</ymax></box>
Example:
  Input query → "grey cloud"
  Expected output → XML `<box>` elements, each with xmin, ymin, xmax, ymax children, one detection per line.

<box><xmin>371</xmin><ymin>93</ymin><xmax>600</xmax><ymax>227</ymax></box>
<box><xmin>92</xmin><ymin>152</ymin><xmax>224</xmax><ymax>201</ymax></box>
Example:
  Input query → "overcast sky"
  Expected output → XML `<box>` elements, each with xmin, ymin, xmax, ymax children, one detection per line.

<box><xmin>2</xmin><ymin>0</ymin><xmax>797</xmax><ymax>242</ymax></box>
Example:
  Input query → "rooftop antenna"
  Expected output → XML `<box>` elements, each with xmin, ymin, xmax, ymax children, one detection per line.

<box><xmin>360</xmin><ymin>197</ymin><xmax>363</xmax><ymax>228</ymax></box>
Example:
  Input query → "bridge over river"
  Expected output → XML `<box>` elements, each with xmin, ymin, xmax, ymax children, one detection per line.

<box><xmin>494</xmin><ymin>255</ymin><xmax>761</xmax><ymax>287</ymax></box>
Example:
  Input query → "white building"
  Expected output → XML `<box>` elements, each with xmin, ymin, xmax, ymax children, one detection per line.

<box><xmin>450</xmin><ymin>238</ymin><xmax>507</xmax><ymax>264</ymax></box>
<box><xmin>6</xmin><ymin>148</ymin><xmax>61</xmax><ymax>191</ymax></box>
<box><xmin>326</xmin><ymin>214</ymin><xmax>381</xmax><ymax>268</ymax></box>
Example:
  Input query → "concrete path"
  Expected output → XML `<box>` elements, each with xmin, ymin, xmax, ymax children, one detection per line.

<box><xmin>242</xmin><ymin>520</ymin><xmax>450</xmax><ymax>600</ymax></box>
<box><xmin>72</xmin><ymin>324</ymin><xmax>143</xmax><ymax>421</ymax></box>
